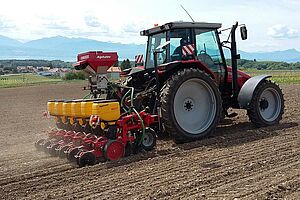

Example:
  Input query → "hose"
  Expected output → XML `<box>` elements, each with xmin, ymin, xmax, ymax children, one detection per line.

<box><xmin>121</xmin><ymin>89</ymin><xmax>131</xmax><ymax>113</ymax></box>
<box><xmin>88</xmin><ymin>81</ymin><xmax>145</xmax><ymax>145</ymax></box>
<box><xmin>133</xmin><ymin>107</ymin><xmax>145</xmax><ymax>145</ymax></box>
<box><xmin>119</xmin><ymin>85</ymin><xmax>145</xmax><ymax>145</ymax></box>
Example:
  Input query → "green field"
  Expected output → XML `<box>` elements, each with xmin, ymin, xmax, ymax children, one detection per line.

<box><xmin>1</xmin><ymin>70</ymin><xmax>300</xmax><ymax>88</ymax></box>
<box><xmin>243</xmin><ymin>69</ymin><xmax>300</xmax><ymax>84</ymax></box>
<box><xmin>0</xmin><ymin>73</ymin><xmax>63</xmax><ymax>88</ymax></box>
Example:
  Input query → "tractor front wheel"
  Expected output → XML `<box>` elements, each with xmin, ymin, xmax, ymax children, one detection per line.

<box><xmin>161</xmin><ymin>68</ymin><xmax>222</xmax><ymax>143</ymax></box>
<box><xmin>247</xmin><ymin>80</ymin><xmax>284</xmax><ymax>127</ymax></box>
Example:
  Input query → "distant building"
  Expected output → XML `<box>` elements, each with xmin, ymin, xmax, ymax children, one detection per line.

<box><xmin>38</xmin><ymin>67</ymin><xmax>72</xmax><ymax>77</ymax></box>
<box><xmin>107</xmin><ymin>66</ymin><xmax>121</xmax><ymax>79</ymax></box>
<box><xmin>17</xmin><ymin>66</ymin><xmax>35</xmax><ymax>73</ymax></box>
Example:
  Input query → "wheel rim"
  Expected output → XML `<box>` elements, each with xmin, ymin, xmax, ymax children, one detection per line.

<box><xmin>174</xmin><ymin>78</ymin><xmax>217</xmax><ymax>134</ymax></box>
<box><xmin>105</xmin><ymin>141</ymin><xmax>124</xmax><ymax>161</ymax></box>
<box><xmin>259</xmin><ymin>87</ymin><xmax>282</xmax><ymax>122</ymax></box>
<box><xmin>142</xmin><ymin>132</ymin><xmax>154</xmax><ymax>147</ymax></box>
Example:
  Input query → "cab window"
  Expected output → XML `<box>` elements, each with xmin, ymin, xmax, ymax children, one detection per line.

<box><xmin>195</xmin><ymin>30</ymin><xmax>223</xmax><ymax>70</ymax></box>
<box><xmin>195</xmin><ymin>29</ymin><xmax>224</xmax><ymax>83</ymax></box>
<box><xmin>169</xmin><ymin>29</ymin><xmax>192</xmax><ymax>61</ymax></box>
<box><xmin>145</xmin><ymin>33</ymin><xmax>166</xmax><ymax>68</ymax></box>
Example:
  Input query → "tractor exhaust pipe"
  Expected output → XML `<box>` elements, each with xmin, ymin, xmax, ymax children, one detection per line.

<box><xmin>231</xmin><ymin>22</ymin><xmax>239</xmax><ymax>99</ymax></box>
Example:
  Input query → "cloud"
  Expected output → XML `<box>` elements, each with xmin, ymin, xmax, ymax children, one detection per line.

<box><xmin>0</xmin><ymin>16</ymin><xmax>15</xmax><ymax>29</ymax></box>
<box><xmin>268</xmin><ymin>24</ymin><xmax>299</xmax><ymax>39</ymax></box>
<box><xmin>44</xmin><ymin>22</ymin><xmax>71</xmax><ymax>30</ymax></box>
<box><xmin>122</xmin><ymin>22</ymin><xmax>149</xmax><ymax>35</ymax></box>
<box><xmin>84</xmin><ymin>15</ymin><xmax>109</xmax><ymax>32</ymax></box>
<box><xmin>39</xmin><ymin>16</ymin><xmax>72</xmax><ymax>31</ymax></box>
<box><xmin>123</xmin><ymin>23</ymin><xmax>141</xmax><ymax>33</ymax></box>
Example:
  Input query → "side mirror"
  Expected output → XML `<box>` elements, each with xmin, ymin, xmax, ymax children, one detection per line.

<box><xmin>240</xmin><ymin>26</ymin><xmax>247</xmax><ymax>40</ymax></box>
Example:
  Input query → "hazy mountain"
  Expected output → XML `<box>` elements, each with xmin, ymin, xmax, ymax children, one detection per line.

<box><xmin>239</xmin><ymin>49</ymin><xmax>300</xmax><ymax>62</ymax></box>
<box><xmin>223</xmin><ymin>48</ymin><xmax>300</xmax><ymax>63</ymax></box>
<box><xmin>0</xmin><ymin>35</ymin><xmax>300</xmax><ymax>62</ymax></box>
<box><xmin>0</xmin><ymin>35</ymin><xmax>145</xmax><ymax>61</ymax></box>
<box><xmin>0</xmin><ymin>35</ymin><xmax>23</xmax><ymax>47</ymax></box>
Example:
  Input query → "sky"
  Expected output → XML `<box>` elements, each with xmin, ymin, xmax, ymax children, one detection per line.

<box><xmin>0</xmin><ymin>0</ymin><xmax>299</xmax><ymax>52</ymax></box>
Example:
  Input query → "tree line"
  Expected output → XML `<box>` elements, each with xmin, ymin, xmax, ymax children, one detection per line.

<box><xmin>1</xmin><ymin>59</ymin><xmax>300</xmax><ymax>72</ymax></box>
<box><xmin>226</xmin><ymin>59</ymin><xmax>300</xmax><ymax>70</ymax></box>
<box><xmin>0</xmin><ymin>60</ymin><xmax>73</xmax><ymax>69</ymax></box>
<box><xmin>0</xmin><ymin>59</ymin><xmax>135</xmax><ymax>70</ymax></box>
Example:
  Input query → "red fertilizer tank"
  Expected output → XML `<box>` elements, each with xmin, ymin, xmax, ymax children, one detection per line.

<box><xmin>73</xmin><ymin>51</ymin><xmax>118</xmax><ymax>74</ymax></box>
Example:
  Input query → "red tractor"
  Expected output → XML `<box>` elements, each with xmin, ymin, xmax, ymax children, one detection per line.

<box><xmin>115</xmin><ymin>21</ymin><xmax>284</xmax><ymax>143</ymax></box>
<box><xmin>73</xmin><ymin>21</ymin><xmax>284</xmax><ymax>144</ymax></box>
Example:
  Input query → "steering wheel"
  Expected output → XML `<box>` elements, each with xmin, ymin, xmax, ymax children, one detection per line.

<box><xmin>158</xmin><ymin>52</ymin><xmax>166</xmax><ymax>64</ymax></box>
<box><xmin>199</xmin><ymin>50</ymin><xmax>206</xmax><ymax>54</ymax></box>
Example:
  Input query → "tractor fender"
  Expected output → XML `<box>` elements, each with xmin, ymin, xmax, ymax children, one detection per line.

<box><xmin>237</xmin><ymin>75</ymin><xmax>272</xmax><ymax>109</ymax></box>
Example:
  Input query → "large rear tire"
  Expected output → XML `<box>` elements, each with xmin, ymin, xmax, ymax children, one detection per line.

<box><xmin>247</xmin><ymin>80</ymin><xmax>284</xmax><ymax>127</ymax></box>
<box><xmin>161</xmin><ymin>68</ymin><xmax>222</xmax><ymax>143</ymax></box>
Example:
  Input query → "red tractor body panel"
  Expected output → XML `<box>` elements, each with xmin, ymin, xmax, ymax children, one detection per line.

<box><xmin>157</xmin><ymin>59</ymin><xmax>251</xmax><ymax>89</ymax></box>
<box><xmin>157</xmin><ymin>59</ymin><xmax>216</xmax><ymax>80</ymax></box>
<box><xmin>226</xmin><ymin>66</ymin><xmax>251</xmax><ymax>88</ymax></box>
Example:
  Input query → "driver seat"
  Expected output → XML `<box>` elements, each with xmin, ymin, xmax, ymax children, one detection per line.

<box><xmin>197</xmin><ymin>53</ymin><xmax>217</xmax><ymax>70</ymax></box>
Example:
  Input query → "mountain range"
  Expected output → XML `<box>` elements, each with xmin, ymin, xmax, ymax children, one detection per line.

<box><xmin>0</xmin><ymin>35</ymin><xmax>300</xmax><ymax>62</ymax></box>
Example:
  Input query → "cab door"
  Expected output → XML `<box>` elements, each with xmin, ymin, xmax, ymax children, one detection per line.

<box><xmin>195</xmin><ymin>29</ymin><xmax>225</xmax><ymax>84</ymax></box>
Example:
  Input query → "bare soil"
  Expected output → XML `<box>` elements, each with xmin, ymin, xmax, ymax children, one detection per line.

<box><xmin>0</xmin><ymin>83</ymin><xmax>299</xmax><ymax>200</ymax></box>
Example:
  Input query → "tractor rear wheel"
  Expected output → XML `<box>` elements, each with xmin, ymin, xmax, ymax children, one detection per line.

<box><xmin>161</xmin><ymin>68</ymin><xmax>222</xmax><ymax>143</ymax></box>
<box><xmin>247</xmin><ymin>80</ymin><xmax>284</xmax><ymax>127</ymax></box>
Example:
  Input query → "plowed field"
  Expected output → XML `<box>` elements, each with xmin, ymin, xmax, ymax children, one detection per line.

<box><xmin>0</xmin><ymin>83</ymin><xmax>299</xmax><ymax>199</ymax></box>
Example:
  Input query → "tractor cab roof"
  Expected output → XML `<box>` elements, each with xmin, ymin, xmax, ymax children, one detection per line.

<box><xmin>140</xmin><ymin>21</ymin><xmax>222</xmax><ymax>36</ymax></box>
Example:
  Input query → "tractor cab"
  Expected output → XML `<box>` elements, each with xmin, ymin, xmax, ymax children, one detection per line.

<box><xmin>141</xmin><ymin>22</ymin><xmax>226</xmax><ymax>84</ymax></box>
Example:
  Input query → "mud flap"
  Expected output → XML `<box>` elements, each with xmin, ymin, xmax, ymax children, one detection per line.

<box><xmin>238</xmin><ymin>75</ymin><xmax>271</xmax><ymax>109</ymax></box>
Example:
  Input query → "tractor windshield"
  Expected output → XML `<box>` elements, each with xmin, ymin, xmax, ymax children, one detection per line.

<box><xmin>145</xmin><ymin>29</ymin><xmax>193</xmax><ymax>69</ymax></box>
